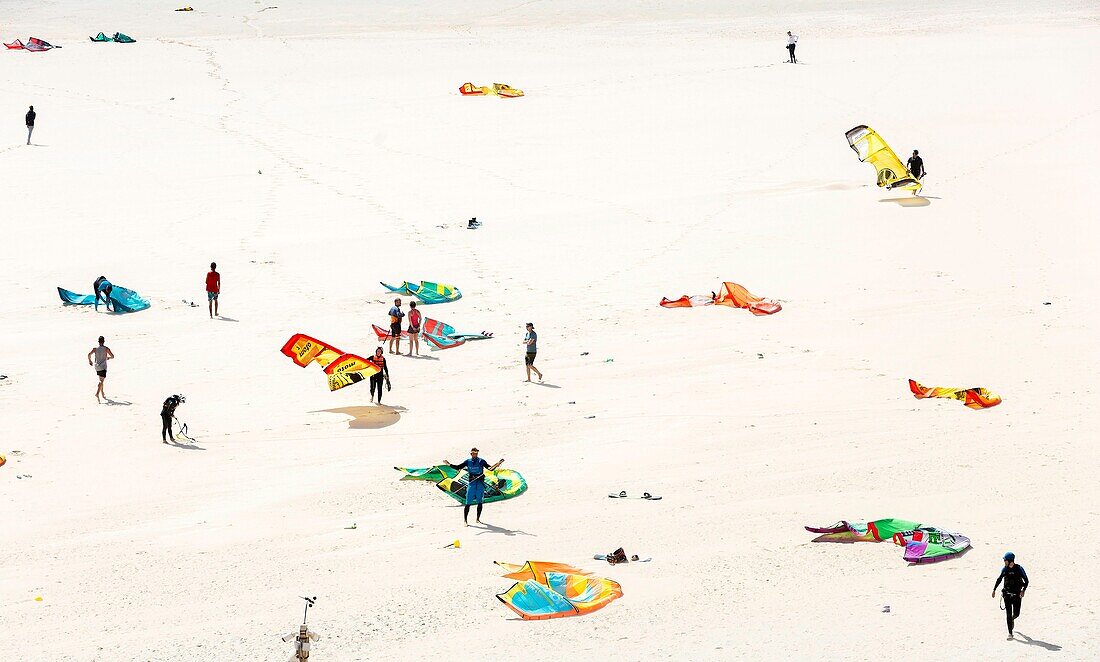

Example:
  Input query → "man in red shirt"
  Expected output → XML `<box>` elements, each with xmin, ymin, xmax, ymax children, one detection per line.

<box><xmin>205</xmin><ymin>262</ymin><xmax>221</xmax><ymax>318</ymax></box>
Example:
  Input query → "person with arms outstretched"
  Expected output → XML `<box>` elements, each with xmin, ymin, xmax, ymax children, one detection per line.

<box><xmin>992</xmin><ymin>552</ymin><xmax>1029</xmax><ymax>639</ymax></box>
<box><xmin>25</xmin><ymin>105</ymin><xmax>35</xmax><ymax>145</ymax></box>
<box><xmin>387</xmin><ymin>298</ymin><xmax>404</xmax><ymax>354</ymax></box>
<box><xmin>786</xmin><ymin>31</ymin><xmax>798</xmax><ymax>63</ymax></box>
<box><xmin>446</xmin><ymin>448</ymin><xmax>503</xmax><ymax>526</ymax></box>
<box><xmin>87</xmin><ymin>336</ymin><xmax>114</xmax><ymax>403</ymax></box>
<box><xmin>368</xmin><ymin>347</ymin><xmax>391</xmax><ymax>404</ymax></box>
<box><xmin>206</xmin><ymin>262</ymin><xmax>221</xmax><ymax>318</ymax></box>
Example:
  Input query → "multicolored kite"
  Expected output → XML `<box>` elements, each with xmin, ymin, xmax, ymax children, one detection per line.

<box><xmin>459</xmin><ymin>82</ymin><xmax>524</xmax><ymax>98</ymax></box>
<box><xmin>380</xmin><ymin>280</ymin><xmax>461</xmax><ymax>305</ymax></box>
<box><xmin>280</xmin><ymin>333</ymin><xmax>379</xmax><ymax>391</ymax></box>
<box><xmin>805</xmin><ymin>518</ymin><xmax>971</xmax><ymax>564</ymax></box>
<box><xmin>909</xmin><ymin>379</ymin><xmax>1002</xmax><ymax>409</ymax></box>
<box><xmin>660</xmin><ymin>281</ymin><xmax>781</xmax><ymax>315</ymax></box>
<box><xmin>372</xmin><ymin>317</ymin><xmax>492</xmax><ymax>350</ymax></box>
<box><xmin>494</xmin><ymin>561</ymin><xmax>622</xmax><ymax>620</ymax></box>
<box><xmin>845</xmin><ymin>125</ymin><xmax>922</xmax><ymax>192</ymax></box>
<box><xmin>394</xmin><ymin>465</ymin><xmax>527</xmax><ymax>504</ymax></box>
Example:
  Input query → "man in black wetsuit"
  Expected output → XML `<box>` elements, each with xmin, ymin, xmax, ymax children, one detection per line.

<box><xmin>161</xmin><ymin>394</ymin><xmax>184</xmax><ymax>443</ymax></box>
<box><xmin>25</xmin><ymin>105</ymin><xmax>35</xmax><ymax>145</ymax></box>
<box><xmin>992</xmin><ymin>552</ymin><xmax>1029</xmax><ymax>639</ymax></box>
<box><xmin>907</xmin><ymin>150</ymin><xmax>925</xmax><ymax>179</ymax></box>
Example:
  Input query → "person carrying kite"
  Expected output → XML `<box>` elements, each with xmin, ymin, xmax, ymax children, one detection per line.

<box><xmin>907</xmin><ymin>150</ymin><xmax>926</xmax><ymax>179</ymax></box>
<box><xmin>992</xmin><ymin>552</ymin><xmax>1029</xmax><ymax>639</ymax></box>
<box><xmin>446</xmin><ymin>448</ymin><xmax>503</xmax><ymax>526</ymax></box>
<box><xmin>368</xmin><ymin>347</ymin><xmax>391</xmax><ymax>404</ymax></box>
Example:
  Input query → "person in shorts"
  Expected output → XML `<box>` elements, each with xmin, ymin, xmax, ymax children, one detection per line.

<box><xmin>523</xmin><ymin>322</ymin><xmax>542</xmax><ymax>382</ymax></box>
<box><xmin>87</xmin><ymin>335</ymin><xmax>115</xmax><ymax>403</ymax></box>
<box><xmin>388</xmin><ymin>298</ymin><xmax>404</xmax><ymax>354</ymax></box>
<box><xmin>406</xmin><ymin>301</ymin><xmax>422</xmax><ymax>356</ymax></box>
<box><xmin>205</xmin><ymin>262</ymin><xmax>221</xmax><ymax>318</ymax></box>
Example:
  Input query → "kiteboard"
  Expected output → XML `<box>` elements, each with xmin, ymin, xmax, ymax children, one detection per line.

<box><xmin>608</xmin><ymin>491</ymin><xmax>661</xmax><ymax>500</ymax></box>
<box><xmin>594</xmin><ymin>554</ymin><xmax>652</xmax><ymax>562</ymax></box>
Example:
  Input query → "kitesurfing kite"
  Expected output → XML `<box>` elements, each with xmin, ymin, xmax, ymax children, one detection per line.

<box><xmin>6</xmin><ymin>37</ymin><xmax>59</xmax><ymax>51</ymax></box>
<box><xmin>372</xmin><ymin>317</ymin><xmax>492</xmax><ymax>350</ymax></box>
<box><xmin>909</xmin><ymin>379</ymin><xmax>1001</xmax><ymax>409</ymax></box>
<box><xmin>90</xmin><ymin>32</ymin><xmax>135</xmax><ymax>42</ymax></box>
<box><xmin>495</xmin><ymin>561</ymin><xmax>622</xmax><ymax>620</ymax></box>
<box><xmin>660</xmin><ymin>281</ymin><xmax>781</xmax><ymax>315</ymax></box>
<box><xmin>805</xmin><ymin>518</ymin><xmax>971</xmax><ymax>564</ymax></box>
<box><xmin>459</xmin><ymin>82</ymin><xmax>524</xmax><ymax>98</ymax></box>
<box><xmin>394</xmin><ymin>465</ymin><xmax>527</xmax><ymax>504</ymax></box>
<box><xmin>845</xmin><ymin>125</ymin><xmax>922</xmax><ymax>192</ymax></box>
<box><xmin>380</xmin><ymin>281</ymin><xmax>461</xmax><ymax>305</ymax></box>
<box><xmin>57</xmin><ymin>285</ymin><xmax>150</xmax><ymax>313</ymax></box>
<box><xmin>280</xmin><ymin>333</ymin><xmax>379</xmax><ymax>392</ymax></box>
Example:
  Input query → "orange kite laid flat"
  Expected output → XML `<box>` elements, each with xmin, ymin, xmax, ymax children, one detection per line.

<box><xmin>908</xmin><ymin>379</ymin><xmax>1002</xmax><ymax>409</ymax></box>
<box><xmin>660</xmin><ymin>282</ymin><xmax>781</xmax><ymax>315</ymax></box>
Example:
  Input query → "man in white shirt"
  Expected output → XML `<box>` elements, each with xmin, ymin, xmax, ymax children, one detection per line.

<box><xmin>787</xmin><ymin>31</ymin><xmax>798</xmax><ymax>63</ymax></box>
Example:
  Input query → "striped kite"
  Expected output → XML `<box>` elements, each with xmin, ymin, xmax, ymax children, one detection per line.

<box><xmin>495</xmin><ymin>561</ymin><xmax>622</xmax><ymax>620</ymax></box>
<box><xmin>394</xmin><ymin>465</ymin><xmax>527</xmax><ymax>504</ymax></box>
<box><xmin>806</xmin><ymin>518</ymin><xmax>971</xmax><ymax>564</ymax></box>
<box><xmin>909</xmin><ymin>379</ymin><xmax>1001</xmax><ymax>409</ymax></box>
<box><xmin>280</xmin><ymin>333</ymin><xmax>379</xmax><ymax>392</ymax></box>
<box><xmin>380</xmin><ymin>280</ymin><xmax>461</xmax><ymax>305</ymax></box>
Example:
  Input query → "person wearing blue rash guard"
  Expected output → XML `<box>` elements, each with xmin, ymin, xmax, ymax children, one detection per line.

<box><xmin>446</xmin><ymin>447</ymin><xmax>503</xmax><ymax>526</ymax></box>
<box><xmin>93</xmin><ymin>276</ymin><xmax>114</xmax><ymax>312</ymax></box>
<box><xmin>992</xmin><ymin>552</ymin><xmax>1029</xmax><ymax>639</ymax></box>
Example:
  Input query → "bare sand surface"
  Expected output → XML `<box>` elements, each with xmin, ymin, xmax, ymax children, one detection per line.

<box><xmin>2</xmin><ymin>1</ymin><xmax>1098</xmax><ymax>659</ymax></box>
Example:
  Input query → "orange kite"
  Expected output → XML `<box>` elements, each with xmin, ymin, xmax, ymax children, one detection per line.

<box><xmin>908</xmin><ymin>379</ymin><xmax>1002</xmax><ymax>409</ymax></box>
<box><xmin>660</xmin><ymin>282</ymin><xmax>781</xmax><ymax>315</ymax></box>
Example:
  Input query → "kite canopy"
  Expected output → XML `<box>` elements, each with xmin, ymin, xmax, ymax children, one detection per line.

<box><xmin>660</xmin><ymin>282</ymin><xmax>781</xmax><ymax>315</ymax></box>
<box><xmin>57</xmin><ymin>285</ymin><xmax>150</xmax><ymax>313</ymax></box>
<box><xmin>113</xmin><ymin>33</ymin><xmax>136</xmax><ymax>43</ymax></box>
<box><xmin>394</xmin><ymin>465</ymin><xmax>527</xmax><ymax>504</ymax></box>
<box><xmin>806</xmin><ymin>519</ymin><xmax>971</xmax><ymax>564</ymax></box>
<box><xmin>459</xmin><ymin>82</ymin><xmax>524</xmax><ymax>98</ymax></box>
<box><xmin>90</xmin><ymin>32</ymin><xmax>113</xmax><ymax>42</ymax></box>
<box><xmin>495</xmin><ymin>562</ymin><xmax>622</xmax><ymax>620</ymax></box>
<box><xmin>5</xmin><ymin>40</ymin><xmax>26</xmax><ymax>49</ymax></box>
<box><xmin>280</xmin><ymin>333</ymin><xmax>379</xmax><ymax>391</ymax></box>
<box><xmin>380</xmin><ymin>280</ymin><xmax>461</xmax><ymax>304</ymax></box>
<box><xmin>845</xmin><ymin>125</ymin><xmax>921</xmax><ymax>192</ymax></box>
<box><xmin>175</xmin><ymin>6</ymin><xmax>195</xmax><ymax>11</ymax></box>
<box><xmin>24</xmin><ymin>37</ymin><xmax>58</xmax><ymax>51</ymax></box>
<box><xmin>909</xmin><ymin>379</ymin><xmax>1001</xmax><ymax>409</ymax></box>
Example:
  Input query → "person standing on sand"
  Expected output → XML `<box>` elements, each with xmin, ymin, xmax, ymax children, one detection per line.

<box><xmin>205</xmin><ymin>262</ymin><xmax>221</xmax><ymax>318</ymax></box>
<box><xmin>25</xmin><ymin>105</ymin><xmax>35</xmax><ymax>145</ymax></box>
<box><xmin>907</xmin><ymin>150</ymin><xmax>925</xmax><ymax>179</ymax></box>
<box><xmin>368</xmin><ymin>347</ymin><xmax>391</xmax><ymax>404</ymax></box>
<box><xmin>446</xmin><ymin>448</ymin><xmax>503</xmax><ymax>526</ymax></box>
<box><xmin>992</xmin><ymin>552</ymin><xmax>1029</xmax><ymax>640</ymax></box>
<box><xmin>786</xmin><ymin>31</ymin><xmax>798</xmax><ymax>63</ymax></box>
<box><xmin>523</xmin><ymin>322</ymin><xmax>542</xmax><ymax>382</ymax></box>
<box><xmin>406</xmin><ymin>301</ymin><xmax>422</xmax><ymax>356</ymax></box>
<box><xmin>87</xmin><ymin>336</ymin><xmax>114</xmax><ymax>402</ymax></box>
<box><xmin>388</xmin><ymin>298</ymin><xmax>404</xmax><ymax>354</ymax></box>
<box><xmin>161</xmin><ymin>394</ymin><xmax>183</xmax><ymax>443</ymax></box>
<box><xmin>93</xmin><ymin>276</ymin><xmax>114</xmax><ymax>312</ymax></box>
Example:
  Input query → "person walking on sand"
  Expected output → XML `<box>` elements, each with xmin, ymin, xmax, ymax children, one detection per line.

<box><xmin>387</xmin><ymin>298</ymin><xmax>404</xmax><ymax>354</ymax></box>
<box><xmin>367</xmin><ymin>347</ymin><xmax>391</xmax><ymax>404</ymax></box>
<box><xmin>907</xmin><ymin>150</ymin><xmax>926</xmax><ymax>180</ymax></box>
<box><xmin>786</xmin><ymin>31</ymin><xmax>798</xmax><ymax>63</ymax></box>
<box><xmin>446</xmin><ymin>448</ymin><xmax>503</xmax><ymax>526</ymax></box>
<box><xmin>87</xmin><ymin>336</ymin><xmax>114</xmax><ymax>403</ymax></box>
<box><xmin>205</xmin><ymin>262</ymin><xmax>221</xmax><ymax>318</ymax></box>
<box><xmin>25</xmin><ymin>105</ymin><xmax>35</xmax><ymax>145</ymax></box>
<box><xmin>993</xmin><ymin>552</ymin><xmax>1029</xmax><ymax>640</ymax></box>
<box><xmin>406</xmin><ymin>301</ymin><xmax>422</xmax><ymax>356</ymax></box>
<box><xmin>523</xmin><ymin>322</ymin><xmax>542</xmax><ymax>382</ymax></box>
<box><xmin>93</xmin><ymin>276</ymin><xmax>114</xmax><ymax>312</ymax></box>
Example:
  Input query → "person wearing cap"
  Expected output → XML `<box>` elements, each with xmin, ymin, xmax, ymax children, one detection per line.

<box><xmin>522</xmin><ymin>322</ymin><xmax>542</xmax><ymax>382</ymax></box>
<box><xmin>446</xmin><ymin>448</ymin><xmax>503</xmax><ymax>526</ymax></box>
<box><xmin>992</xmin><ymin>552</ymin><xmax>1029</xmax><ymax>639</ymax></box>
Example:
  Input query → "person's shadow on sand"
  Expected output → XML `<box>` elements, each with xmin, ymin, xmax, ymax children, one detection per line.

<box><xmin>1014</xmin><ymin>633</ymin><xmax>1062</xmax><ymax>651</ymax></box>
<box><xmin>316</xmin><ymin>405</ymin><xmax>406</xmax><ymax>429</ymax></box>
<box><xmin>103</xmin><ymin>398</ymin><xmax>132</xmax><ymax>406</ymax></box>
<box><xmin>529</xmin><ymin>382</ymin><xmax>560</xmax><ymax>388</ymax></box>
<box><xmin>473</xmin><ymin>521</ymin><xmax>535</xmax><ymax>537</ymax></box>
<box><xmin>166</xmin><ymin>439</ymin><xmax>205</xmax><ymax>450</ymax></box>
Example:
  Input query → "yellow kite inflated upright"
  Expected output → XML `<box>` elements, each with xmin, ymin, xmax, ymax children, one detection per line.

<box><xmin>845</xmin><ymin>125</ymin><xmax>922</xmax><ymax>192</ymax></box>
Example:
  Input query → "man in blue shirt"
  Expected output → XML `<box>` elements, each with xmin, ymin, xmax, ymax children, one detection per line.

<box><xmin>992</xmin><ymin>552</ymin><xmax>1030</xmax><ymax>639</ymax></box>
<box><xmin>523</xmin><ymin>322</ymin><xmax>542</xmax><ymax>382</ymax></box>
<box><xmin>387</xmin><ymin>298</ymin><xmax>404</xmax><ymax>354</ymax></box>
<box><xmin>447</xmin><ymin>448</ymin><xmax>503</xmax><ymax>526</ymax></box>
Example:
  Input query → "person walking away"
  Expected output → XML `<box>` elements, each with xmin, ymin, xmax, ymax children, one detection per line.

<box><xmin>406</xmin><ymin>301</ymin><xmax>421</xmax><ymax>356</ymax></box>
<box><xmin>388</xmin><ymin>298</ymin><xmax>404</xmax><ymax>354</ymax></box>
<box><xmin>993</xmin><ymin>552</ymin><xmax>1029</xmax><ymax>639</ymax></box>
<box><xmin>93</xmin><ymin>276</ymin><xmax>114</xmax><ymax>312</ymax></box>
<box><xmin>907</xmin><ymin>150</ymin><xmax>925</xmax><ymax>179</ymax></box>
<box><xmin>205</xmin><ymin>262</ymin><xmax>221</xmax><ymax>318</ymax></box>
<box><xmin>446</xmin><ymin>448</ymin><xmax>503</xmax><ymax>526</ymax></box>
<box><xmin>523</xmin><ymin>322</ymin><xmax>542</xmax><ymax>382</ymax></box>
<box><xmin>786</xmin><ymin>31</ymin><xmax>798</xmax><ymax>63</ymax></box>
<box><xmin>25</xmin><ymin>105</ymin><xmax>35</xmax><ymax>145</ymax></box>
<box><xmin>161</xmin><ymin>394</ymin><xmax>183</xmax><ymax>443</ymax></box>
<box><xmin>87</xmin><ymin>336</ymin><xmax>114</xmax><ymax>403</ymax></box>
<box><xmin>368</xmin><ymin>347</ymin><xmax>391</xmax><ymax>404</ymax></box>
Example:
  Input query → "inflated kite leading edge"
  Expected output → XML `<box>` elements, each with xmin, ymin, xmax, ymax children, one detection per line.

<box><xmin>280</xmin><ymin>333</ymin><xmax>379</xmax><ymax>392</ymax></box>
<box><xmin>494</xmin><ymin>561</ymin><xmax>622</xmax><ymax>620</ymax></box>
<box><xmin>845</xmin><ymin>125</ymin><xmax>922</xmax><ymax>192</ymax></box>
<box><xmin>806</xmin><ymin>518</ymin><xmax>971</xmax><ymax>564</ymax></box>
<box><xmin>909</xmin><ymin>379</ymin><xmax>1001</xmax><ymax>409</ymax></box>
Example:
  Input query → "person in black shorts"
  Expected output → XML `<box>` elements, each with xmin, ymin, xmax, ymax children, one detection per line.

<box><xmin>87</xmin><ymin>335</ymin><xmax>114</xmax><ymax>403</ymax></box>
<box><xmin>523</xmin><ymin>322</ymin><xmax>543</xmax><ymax>382</ymax></box>
<box><xmin>387</xmin><ymin>298</ymin><xmax>404</xmax><ymax>354</ymax></box>
<box><xmin>907</xmin><ymin>150</ymin><xmax>925</xmax><ymax>179</ymax></box>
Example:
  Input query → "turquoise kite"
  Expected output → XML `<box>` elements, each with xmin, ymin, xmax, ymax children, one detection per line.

<box><xmin>394</xmin><ymin>465</ymin><xmax>527</xmax><ymax>504</ymax></box>
<box><xmin>380</xmin><ymin>280</ymin><xmax>461</xmax><ymax>305</ymax></box>
<box><xmin>495</xmin><ymin>562</ymin><xmax>623</xmax><ymax>620</ymax></box>
<box><xmin>57</xmin><ymin>285</ymin><xmax>150</xmax><ymax>313</ymax></box>
<box><xmin>806</xmin><ymin>518</ymin><xmax>971</xmax><ymax>564</ymax></box>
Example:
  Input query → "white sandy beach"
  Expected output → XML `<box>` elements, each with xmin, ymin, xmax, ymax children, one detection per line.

<box><xmin>2</xmin><ymin>1</ymin><xmax>1099</xmax><ymax>659</ymax></box>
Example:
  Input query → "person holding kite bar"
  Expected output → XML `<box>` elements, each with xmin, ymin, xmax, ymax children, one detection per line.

<box><xmin>446</xmin><ymin>448</ymin><xmax>503</xmax><ymax>526</ymax></box>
